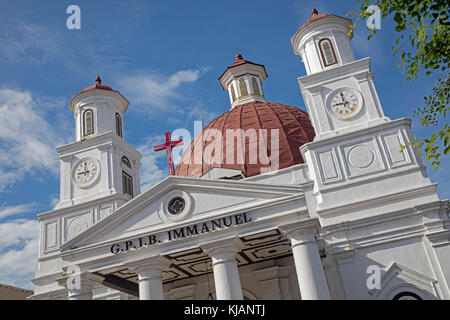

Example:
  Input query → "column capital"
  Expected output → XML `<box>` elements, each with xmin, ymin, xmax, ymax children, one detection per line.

<box><xmin>127</xmin><ymin>254</ymin><xmax>171</xmax><ymax>274</ymax></box>
<box><xmin>200</xmin><ymin>236</ymin><xmax>245</xmax><ymax>257</ymax></box>
<box><xmin>98</xmin><ymin>143</ymin><xmax>113</xmax><ymax>152</ymax></box>
<box><xmin>59</xmin><ymin>154</ymin><xmax>74</xmax><ymax>162</ymax></box>
<box><xmin>279</xmin><ymin>218</ymin><xmax>321</xmax><ymax>240</ymax></box>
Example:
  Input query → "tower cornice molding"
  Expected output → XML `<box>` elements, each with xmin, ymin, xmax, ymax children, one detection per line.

<box><xmin>56</xmin><ymin>131</ymin><xmax>142</xmax><ymax>161</ymax></box>
<box><xmin>298</xmin><ymin>57</ymin><xmax>372</xmax><ymax>89</ymax></box>
<box><xmin>69</xmin><ymin>88</ymin><xmax>129</xmax><ymax>113</ymax></box>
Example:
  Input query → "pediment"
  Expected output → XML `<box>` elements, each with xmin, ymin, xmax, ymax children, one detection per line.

<box><xmin>369</xmin><ymin>262</ymin><xmax>439</xmax><ymax>300</ymax></box>
<box><xmin>61</xmin><ymin>176</ymin><xmax>304</xmax><ymax>252</ymax></box>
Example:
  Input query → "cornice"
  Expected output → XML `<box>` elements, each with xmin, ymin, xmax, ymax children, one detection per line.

<box><xmin>56</xmin><ymin>131</ymin><xmax>142</xmax><ymax>160</ymax></box>
<box><xmin>298</xmin><ymin>57</ymin><xmax>371</xmax><ymax>88</ymax></box>
<box><xmin>300</xmin><ymin>118</ymin><xmax>412</xmax><ymax>152</ymax></box>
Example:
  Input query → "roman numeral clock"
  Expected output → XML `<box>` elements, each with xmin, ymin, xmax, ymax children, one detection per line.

<box><xmin>72</xmin><ymin>158</ymin><xmax>100</xmax><ymax>188</ymax></box>
<box><xmin>328</xmin><ymin>87</ymin><xmax>363</xmax><ymax>120</ymax></box>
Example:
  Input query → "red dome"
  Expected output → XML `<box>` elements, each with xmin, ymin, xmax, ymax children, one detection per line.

<box><xmin>175</xmin><ymin>101</ymin><xmax>315</xmax><ymax>178</ymax></box>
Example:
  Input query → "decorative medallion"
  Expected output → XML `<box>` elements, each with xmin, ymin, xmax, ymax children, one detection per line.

<box><xmin>347</xmin><ymin>145</ymin><xmax>375</xmax><ymax>169</ymax></box>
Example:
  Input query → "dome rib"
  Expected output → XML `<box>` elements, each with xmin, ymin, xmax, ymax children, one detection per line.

<box><xmin>277</xmin><ymin>103</ymin><xmax>312</xmax><ymax>164</ymax></box>
<box><xmin>265</xmin><ymin>103</ymin><xmax>296</xmax><ymax>166</ymax></box>
<box><xmin>252</xmin><ymin>103</ymin><xmax>269</xmax><ymax>163</ymax></box>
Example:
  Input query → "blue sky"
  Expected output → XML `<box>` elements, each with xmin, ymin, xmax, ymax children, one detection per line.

<box><xmin>0</xmin><ymin>0</ymin><xmax>448</xmax><ymax>289</ymax></box>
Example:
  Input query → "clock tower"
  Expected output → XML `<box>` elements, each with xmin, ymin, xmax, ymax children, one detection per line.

<box><xmin>291</xmin><ymin>9</ymin><xmax>389</xmax><ymax>140</ymax></box>
<box><xmin>292</xmin><ymin>10</ymin><xmax>437</xmax><ymax>214</ymax></box>
<box><xmin>38</xmin><ymin>77</ymin><xmax>142</xmax><ymax>255</ymax></box>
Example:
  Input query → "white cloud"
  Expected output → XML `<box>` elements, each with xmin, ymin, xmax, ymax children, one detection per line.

<box><xmin>0</xmin><ymin>21</ymin><xmax>61</xmax><ymax>65</ymax></box>
<box><xmin>0</xmin><ymin>88</ymin><xmax>66</xmax><ymax>191</ymax></box>
<box><xmin>0</xmin><ymin>200</ymin><xmax>39</xmax><ymax>289</ymax></box>
<box><xmin>117</xmin><ymin>69</ymin><xmax>202</xmax><ymax>114</ymax></box>
<box><xmin>137</xmin><ymin>136</ymin><xmax>168</xmax><ymax>191</ymax></box>
<box><xmin>0</xmin><ymin>219</ymin><xmax>38</xmax><ymax>250</ymax></box>
<box><xmin>0</xmin><ymin>203</ymin><xmax>38</xmax><ymax>220</ymax></box>
<box><xmin>0</xmin><ymin>220</ymin><xmax>39</xmax><ymax>289</ymax></box>
<box><xmin>184</xmin><ymin>104</ymin><xmax>219</xmax><ymax>126</ymax></box>
<box><xmin>0</xmin><ymin>20</ymin><xmax>130</xmax><ymax>77</ymax></box>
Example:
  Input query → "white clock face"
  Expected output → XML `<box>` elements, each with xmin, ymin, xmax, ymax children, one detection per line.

<box><xmin>328</xmin><ymin>88</ymin><xmax>363</xmax><ymax>120</ymax></box>
<box><xmin>73</xmin><ymin>158</ymin><xmax>100</xmax><ymax>188</ymax></box>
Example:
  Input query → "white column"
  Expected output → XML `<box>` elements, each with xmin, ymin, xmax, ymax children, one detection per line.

<box><xmin>57</xmin><ymin>272</ymin><xmax>104</xmax><ymax>300</ymax></box>
<box><xmin>280</xmin><ymin>219</ymin><xmax>331</xmax><ymax>300</ymax></box>
<box><xmin>127</xmin><ymin>255</ymin><xmax>171</xmax><ymax>300</ymax></box>
<box><xmin>201</xmin><ymin>237</ymin><xmax>245</xmax><ymax>300</ymax></box>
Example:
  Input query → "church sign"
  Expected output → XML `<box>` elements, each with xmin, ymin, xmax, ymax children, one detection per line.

<box><xmin>110</xmin><ymin>212</ymin><xmax>252</xmax><ymax>254</ymax></box>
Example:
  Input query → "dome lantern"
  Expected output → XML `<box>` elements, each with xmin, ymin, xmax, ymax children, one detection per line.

<box><xmin>218</xmin><ymin>54</ymin><xmax>268</xmax><ymax>109</ymax></box>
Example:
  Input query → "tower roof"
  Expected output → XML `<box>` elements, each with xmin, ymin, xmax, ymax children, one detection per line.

<box><xmin>290</xmin><ymin>9</ymin><xmax>353</xmax><ymax>59</ymax></box>
<box><xmin>291</xmin><ymin>9</ymin><xmax>352</xmax><ymax>44</ymax></box>
<box><xmin>218</xmin><ymin>54</ymin><xmax>268</xmax><ymax>90</ymax></box>
<box><xmin>68</xmin><ymin>76</ymin><xmax>129</xmax><ymax>112</ymax></box>
<box><xmin>81</xmin><ymin>76</ymin><xmax>113</xmax><ymax>92</ymax></box>
<box><xmin>306</xmin><ymin>8</ymin><xmax>328</xmax><ymax>23</ymax></box>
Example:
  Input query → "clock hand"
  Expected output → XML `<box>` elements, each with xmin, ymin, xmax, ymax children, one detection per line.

<box><xmin>340</xmin><ymin>92</ymin><xmax>351</xmax><ymax>108</ymax></box>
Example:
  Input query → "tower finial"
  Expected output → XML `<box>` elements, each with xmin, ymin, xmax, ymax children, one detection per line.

<box><xmin>312</xmin><ymin>8</ymin><xmax>319</xmax><ymax>16</ymax></box>
<box><xmin>235</xmin><ymin>53</ymin><xmax>243</xmax><ymax>61</ymax></box>
<box><xmin>95</xmin><ymin>75</ymin><xmax>102</xmax><ymax>85</ymax></box>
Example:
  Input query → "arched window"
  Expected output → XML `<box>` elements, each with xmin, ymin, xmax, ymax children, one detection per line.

<box><xmin>115</xmin><ymin>113</ymin><xmax>123</xmax><ymax>138</ymax></box>
<box><xmin>239</xmin><ymin>78</ymin><xmax>248</xmax><ymax>96</ymax></box>
<box><xmin>230</xmin><ymin>84</ymin><xmax>236</xmax><ymax>102</ymax></box>
<box><xmin>252</xmin><ymin>77</ymin><xmax>260</xmax><ymax>95</ymax></box>
<box><xmin>121</xmin><ymin>156</ymin><xmax>131</xmax><ymax>168</ymax></box>
<box><xmin>83</xmin><ymin>109</ymin><xmax>94</xmax><ymax>137</ymax></box>
<box><xmin>318</xmin><ymin>38</ymin><xmax>338</xmax><ymax>67</ymax></box>
<box><xmin>122</xmin><ymin>171</ymin><xmax>133</xmax><ymax>197</ymax></box>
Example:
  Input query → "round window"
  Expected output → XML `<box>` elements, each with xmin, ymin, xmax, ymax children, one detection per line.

<box><xmin>168</xmin><ymin>197</ymin><xmax>186</xmax><ymax>215</ymax></box>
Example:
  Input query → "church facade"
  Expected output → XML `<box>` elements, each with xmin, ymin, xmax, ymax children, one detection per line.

<box><xmin>31</xmin><ymin>10</ymin><xmax>450</xmax><ymax>300</ymax></box>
